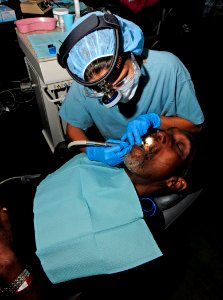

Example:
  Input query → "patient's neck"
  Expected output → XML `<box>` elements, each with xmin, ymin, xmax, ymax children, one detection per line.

<box><xmin>125</xmin><ymin>169</ymin><xmax>164</xmax><ymax>197</ymax></box>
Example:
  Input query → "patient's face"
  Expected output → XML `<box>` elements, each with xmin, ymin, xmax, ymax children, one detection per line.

<box><xmin>124</xmin><ymin>127</ymin><xmax>193</xmax><ymax>180</ymax></box>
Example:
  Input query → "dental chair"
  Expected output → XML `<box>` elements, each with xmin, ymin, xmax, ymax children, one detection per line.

<box><xmin>0</xmin><ymin>164</ymin><xmax>203</xmax><ymax>300</ymax></box>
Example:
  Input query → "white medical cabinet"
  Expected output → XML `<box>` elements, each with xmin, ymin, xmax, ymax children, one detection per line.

<box><xmin>15</xmin><ymin>28</ymin><xmax>73</xmax><ymax>152</ymax></box>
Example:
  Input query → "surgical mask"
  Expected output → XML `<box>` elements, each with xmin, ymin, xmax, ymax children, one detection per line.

<box><xmin>112</xmin><ymin>54</ymin><xmax>141</xmax><ymax>104</ymax></box>
<box><xmin>118</xmin><ymin>61</ymin><xmax>141</xmax><ymax>103</ymax></box>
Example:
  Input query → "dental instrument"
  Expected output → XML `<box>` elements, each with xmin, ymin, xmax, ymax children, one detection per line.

<box><xmin>67</xmin><ymin>140</ymin><xmax>120</xmax><ymax>149</ymax></box>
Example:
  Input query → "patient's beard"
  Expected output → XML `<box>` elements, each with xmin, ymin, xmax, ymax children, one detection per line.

<box><xmin>124</xmin><ymin>153</ymin><xmax>145</xmax><ymax>174</ymax></box>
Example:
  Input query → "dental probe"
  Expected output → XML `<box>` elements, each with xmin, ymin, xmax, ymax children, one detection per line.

<box><xmin>67</xmin><ymin>140</ymin><xmax>120</xmax><ymax>149</ymax></box>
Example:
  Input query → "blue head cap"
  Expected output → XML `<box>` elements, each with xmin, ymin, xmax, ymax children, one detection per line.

<box><xmin>67</xmin><ymin>11</ymin><xmax>144</xmax><ymax>80</ymax></box>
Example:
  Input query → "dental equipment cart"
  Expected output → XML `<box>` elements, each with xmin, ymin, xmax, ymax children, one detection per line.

<box><xmin>15</xmin><ymin>28</ymin><xmax>73</xmax><ymax>153</ymax></box>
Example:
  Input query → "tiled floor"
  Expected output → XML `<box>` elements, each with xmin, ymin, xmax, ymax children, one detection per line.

<box><xmin>0</xmin><ymin>6</ymin><xmax>222</xmax><ymax>299</ymax></box>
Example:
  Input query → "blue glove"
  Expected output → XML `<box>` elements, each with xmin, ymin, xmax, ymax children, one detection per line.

<box><xmin>86</xmin><ymin>139</ymin><xmax>132</xmax><ymax>166</ymax></box>
<box><xmin>121</xmin><ymin>113</ymin><xmax>160</xmax><ymax>145</ymax></box>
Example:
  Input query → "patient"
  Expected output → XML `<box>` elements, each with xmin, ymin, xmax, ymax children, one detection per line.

<box><xmin>0</xmin><ymin>127</ymin><xmax>197</xmax><ymax>299</ymax></box>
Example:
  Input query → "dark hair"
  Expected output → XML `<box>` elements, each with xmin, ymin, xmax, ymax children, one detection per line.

<box><xmin>84</xmin><ymin>52</ymin><xmax>132</xmax><ymax>82</ymax></box>
<box><xmin>84</xmin><ymin>55</ymin><xmax>113</xmax><ymax>82</ymax></box>
<box><xmin>181</xmin><ymin>130</ymin><xmax>206</xmax><ymax>194</ymax></box>
<box><xmin>178</xmin><ymin>130</ymin><xmax>197</xmax><ymax>178</ymax></box>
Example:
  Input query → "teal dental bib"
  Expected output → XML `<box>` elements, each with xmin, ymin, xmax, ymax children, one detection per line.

<box><xmin>33</xmin><ymin>153</ymin><xmax>162</xmax><ymax>283</ymax></box>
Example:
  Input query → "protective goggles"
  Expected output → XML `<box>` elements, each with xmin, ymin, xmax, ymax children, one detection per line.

<box><xmin>84</xmin><ymin>54</ymin><xmax>140</xmax><ymax>107</ymax></box>
<box><xmin>57</xmin><ymin>9</ymin><xmax>126</xmax><ymax>99</ymax></box>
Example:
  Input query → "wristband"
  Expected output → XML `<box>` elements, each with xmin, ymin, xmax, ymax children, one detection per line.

<box><xmin>0</xmin><ymin>268</ymin><xmax>33</xmax><ymax>296</ymax></box>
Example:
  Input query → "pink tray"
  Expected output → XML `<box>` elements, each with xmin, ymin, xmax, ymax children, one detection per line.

<box><xmin>15</xmin><ymin>17</ymin><xmax>57</xmax><ymax>34</ymax></box>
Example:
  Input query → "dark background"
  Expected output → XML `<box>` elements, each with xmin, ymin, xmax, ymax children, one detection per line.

<box><xmin>0</xmin><ymin>0</ymin><xmax>223</xmax><ymax>299</ymax></box>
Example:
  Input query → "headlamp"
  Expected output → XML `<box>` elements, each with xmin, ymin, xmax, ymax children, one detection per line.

<box><xmin>57</xmin><ymin>9</ymin><xmax>126</xmax><ymax>107</ymax></box>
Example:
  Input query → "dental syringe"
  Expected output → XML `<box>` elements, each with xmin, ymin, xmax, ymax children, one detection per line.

<box><xmin>67</xmin><ymin>140</ymin><xmax>120</xmax><ymax>150</ymax></box>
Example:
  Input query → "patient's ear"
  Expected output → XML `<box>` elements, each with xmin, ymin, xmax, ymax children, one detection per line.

<box><xmin>166</xmin><ymin>176</ymin><xmax>187</xmax><ymax>192</ymax></box>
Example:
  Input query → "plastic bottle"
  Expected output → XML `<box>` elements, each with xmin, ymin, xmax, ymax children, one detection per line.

<box><xmin>53</xmin><ymin>8</ymin><xmax>69</xmax><ymax>30</ymax></box>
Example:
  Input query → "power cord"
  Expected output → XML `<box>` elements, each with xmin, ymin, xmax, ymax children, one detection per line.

<box><xmin>0</xmin><ymin>86</ymin><xmax>35</xmax><ymax>117</ymax></box>
<box><xmin>0</xmin><ymin>174</ymin><xmax>42</xmax><ymax>186</ymax></box>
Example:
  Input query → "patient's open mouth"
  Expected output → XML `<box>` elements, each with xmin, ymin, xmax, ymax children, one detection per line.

<box><xmin>142</xmin><ymin>136</ymin><xmax>154</xmax><ymax>150</ymax></box>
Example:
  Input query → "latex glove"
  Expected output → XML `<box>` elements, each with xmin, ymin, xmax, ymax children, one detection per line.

<box><xmin>121</xmin><ymin>113</ymin><xmax>160</xmax><ymax>145</ymax></box>
<box><xmin>86</xmin><ymin>139</ymin><xmax>132</xmax><ymax>166</ymax></box>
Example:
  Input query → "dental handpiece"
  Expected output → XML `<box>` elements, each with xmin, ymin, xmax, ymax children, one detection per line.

<box><xmin>67</xmin><ymin>140</ymin><xmax>120</xmax><ymax>150</ymax></box>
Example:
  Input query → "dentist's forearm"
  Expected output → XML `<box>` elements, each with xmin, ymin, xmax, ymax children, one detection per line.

<box><xmin>66</xmin><ymin>123</ymin><xmax>88</xmax><ymax>152</ymax></box>
<box><xmin>159</xmin><ymin>116</ymin><xmax>202</xmax><ymax>133</ymax></box>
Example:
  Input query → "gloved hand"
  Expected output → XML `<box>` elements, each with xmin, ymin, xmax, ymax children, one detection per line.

<box><xmin>121</xmin><ymin>113</ymin><xmax>160</xmax><ymax>145</ymax></box>
<box><xmin>86</xmin><ymin>139</ymin><xmax>132</xmax><ymax>166</ymax></box>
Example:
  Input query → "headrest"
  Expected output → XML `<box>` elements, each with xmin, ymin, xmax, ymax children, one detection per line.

<box><xmin>154</xmin><ymin>193</ymin><xmax>184</xmax><ymax>211</ymax></box>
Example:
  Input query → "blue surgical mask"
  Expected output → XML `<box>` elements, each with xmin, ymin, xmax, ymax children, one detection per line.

<box><xmin>116</xmin><ymin>54</ymin><xmax>141</xmax><ymax>103</ymax></box>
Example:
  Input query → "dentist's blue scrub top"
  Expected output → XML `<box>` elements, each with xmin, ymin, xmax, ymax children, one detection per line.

<box><xmin>59</xmin><ymin>49</ymin><xmax>204</xmax><ymax>140</ymax></box>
